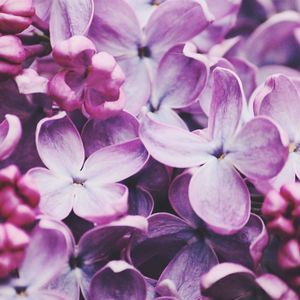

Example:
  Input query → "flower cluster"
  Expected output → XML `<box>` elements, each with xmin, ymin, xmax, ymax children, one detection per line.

<box><xmin>0</xmin><ymin>0</ymin><xmax>300</xmax><ymax>299</ymax></box>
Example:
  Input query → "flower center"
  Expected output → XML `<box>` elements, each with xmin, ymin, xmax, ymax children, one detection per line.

<box><xmin>69</xmin><ymin>254</ymin><xmax>83</xmax><ymax>270</ymax></box>
<box><xmin>73</xmin><ymin>177</ymin><xmax>85</xmax><ymax>186</ymax></box>
<box><xmin>15</xmin><ymin>286</ymin><xmax>27</xmax><ymax>297</ymax></box>
<box><xmin>138</xmin><ymin>46</ymin><xmax>151</xmax><ymax>58</ymax></box>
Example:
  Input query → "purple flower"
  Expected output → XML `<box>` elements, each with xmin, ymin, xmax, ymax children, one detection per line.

<box><xmin>48</xmin><ymin>35</ymin><xmax>125</xmax><ymax>119</ymax></box>
<box><xmin>140</xmin><ymin>67</ymin><xmax>288</xmax><ymax>234</ymax></box>
<box><xmin>0</xmin><ymin>219</ymin><xmax>69</xmax><ymax>300</ymax></box>
<box><xmin>27</xmin><ymin>112</ymin><xmax>149</xmax><ymax>223</ymax></box>
<box><xmin>87</xmin><ymin>0</ymin><xmax>214</xmax><ymax>115</ymax></box>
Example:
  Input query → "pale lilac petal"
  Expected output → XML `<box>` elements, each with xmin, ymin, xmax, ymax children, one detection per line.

<box><xmin>151</xmin><ymin>106</ymin><xmax>188</xmax><ymax>129</ymax></box>
<box><xmin>27</xmin><ymin>167</ymin><xmax>74</xmax><ymax>220</ymax></box>
<box><xmin>19</xmin><ymin>219</ymin><xmax>68</xmax><ymax>289</ymax></box>
<box><xmin>208</xmin><ymin>214</ymin><xmax>269</xmax><ymax>269</ymax></box>
<box><xmin>226</xmin><ymin>117</ymin><xmax>288</xmax><ymax>180</ymax></box>
<box><xmin>15</xmin><ymin>69</ymin><xmax>48</xmax><ymax>94</ymax></box>
<box><xmin>119</xmin><ymin>57</ymin><xmax>151</xmax><ymax>116</ymax></box>
<box><xmin>256</xmin><ymin>74</ymin><xmax>300</xmax><ymax>140</ymax></box>
<box><xmin>29</xmin><ymin>291</ymin><xmax>69</xmax><ymax>300</ymax></box>
<box><xmin>208</xmin><ymin>67</ymin><xmax>243</xmax><ymax>142</ymax></box>
<box><xmin>36</xmin><ymin>113</ymin><xmax>85</xmax><ymax>176</ymax></box>
<box><xmin>145</xmin><ymin>0</ymin><xmax>214</xmax><ymax>58</ymax></box>
<box><xmin>292</xmin><ymin>152</ymin><xmax>300</xmax><ymax>180</ymax></box>
<box><xmin>72</xmin><ymin>182</ymin><xmax>128</xmax><ymax>224</ymax></box>
<box><xmin>81</xmin><ymin>111</ymin><xmax>139</xmax><ymax>156</ymax></box>
<box><xmin>88</xmin><ymin>0</ymin><xmax>142</xmax><ymax>55</ymax></box>
<box><xmin>256</xmin><ymin>274</ymin><xmax>299</xmax><ymax>300</ymax></box>
<box><xmin>189</xmin><ymin>158</ymin><xmax>250</xmax><ymax>235</ymax></box>
<box><xmin>152</xmin><ymin>44</ymin><xmax>208</xmax><ymax>109</ymax></box>
<box><xmin>169</xmin><ymin>169</ymin><xmax>203</xmax><ymax>228</ymax></box>
<box><xmin>245</xmin><ymin>11</ymin><xmax>300</xmax><ymax>66</ymax></box>
<box><xmin>139</xmin><ymin>113</ymin><xmax>212</xmax><ymax>168</ymax></box>
<box><xmin>0</xmin><ymin>114</ymin><xmax>22</xmax><ymax>160</ymax></box>
<box><xmin>158</xmin><ymin>242</ymin><xmax>218</xmax><ymax>300</ymax></box>
<box><xmin>90</xmin><ymin>261</ymin><xmax>147</xmax><ymax>300</ymax></box>
<box><xmin>82</xmin><ymin>138</ymin><xmax>148</xmax><ymax>184</ymax></box>
<box><xmin>200</xmin><ymin>263</ymin><xmax>256</xmax><ymax>300</ymax></box>
<box><xmin>49</xmin><ymin>0</ymin><xmax>94</xmax><ymax>46</ymax></box>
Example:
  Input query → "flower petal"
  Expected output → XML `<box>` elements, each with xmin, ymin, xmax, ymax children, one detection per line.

<box><xmin>226</xmin><ymin>117</ymin><xmax>288</xmax><ymax>180</ymax></box>
<box><xmin>72</xmin><ymin>182</ymin><xmax>128</xmax><ymax>224</ymax></box>
<box><xmin>189</xmin><ymin>158</ymin><xmax>250</xmax><ymax>235</ymax></box>
<box><xmin>19</xmin><ymin>219</ymin><xmax>68</xmax><ymax>289</ymax></box>
<box><xmin>88</xmin><ymin>0</ymin><xmax>142</xmax><ymax>55</ymax></box>
<box><xmin>89</xmin><ymin>261</ymin><xmax>147</xmax><ymax>300</ymax></box>
<box><xmin>200</xmin><ymin>263</ymin><xmax>256</xmax><ymax>300</ymax></box>
<box><xmin>81</xmin><ymin>111</ymin><xmax>139</xmax><ymax>156</ymax></box>
<box><xmin>49</xmin><ymin>0</ymin><xmax>94</xmax><ymax>46</ymax></box>
<box><xmin>207</xmin><ymin>214</ymin><xmax>269</xmax><ymax>269</ymax></box>
<box><xmin>255</xmin><ymin>74</ymin><xmax>300</xmax><ymax>140</ymax></box>
<box><xmin>152</xmin><ymin>44</ymin><xmax>208</xmax><ymax>110</ymax></box>
<box><xmin>118</xmin><ymin>57</ymin><xmax>151</xmax><ymax>116</ymax></box>
<box><xmin>208</xmin><ymin>67</ymin><xmax>243</xmax><ymax>143</ymax></box>
<box><xmin>128</xmin><ymin>187</ymin><xmax>154</xmax><ymax>217</ymax></box>
<box><xmin>145</xmin><ymin>0</ymin><xmax>214</xmax><ymax>59</ymax></box>
<box><xmin>27</xmin><ymin>167</ymin><xmax>74</xmax><ymax>220</ymax></box>
<box><xmin>36</xmin><ymin>113</ymin><xmax>85</xmax><ymax>176</ymax></box>
<box><xmin>158</xmin><ymin>242</ymin><xmax>218</xmax><ymax>300</ymax></box>
<box><xmin>0</xmin><ymin>114</ymin><xmax>22</xmax><ymax>160</ymax></box>
<box><xmin>82</xmin><ymin>138</ymin><xmax>148</xmax><ymax>184</ymax></box>
<box><xmin>139</xmin><ymin>113</ymin><xmax>212</xmax><ymax>168</ymax></box>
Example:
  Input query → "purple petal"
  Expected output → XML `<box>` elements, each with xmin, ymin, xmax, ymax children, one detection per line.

<box><xmin>158</xmin><ymin>242</ymin><xmax>218</xmax><ymax>300</ymax></box>
<box><xmin>169</xmin><ymin>169</ymin><xmax>203</xmax><ymax>228</ymax></box>
<box><xmin>189</xmin><ymin>158</ymin><xmax>250</xmax><ymax>235</ymax></box>
<box><xmin>255</xmin><ymin>74</ymin><xmax>300</xmax><ymax>140</ymax></box>
<box><xmin>128</xmin><ymin>187</ymin><xmax>154</xmax><ymax>217</ymax></box>
<box><xmin>81</xmin><ymin>111</ymin><xmax>139</xmax><ymax>156</ymax></box>
<box><xmin>208</xmin><ymin>67</ymin><xmax>243</xmax><ymax>142</ymax></box>
<box><xmin>19</xmin><ymin>219</ymin><xmax>68</xmax><ymax>289</ymax></box>
<box><xmin>72</xmin><ymin>182</ymin><xmax>128</xmax><ymax>224</ymax></box>
<box><xmin>90</xmin><ymin>261</ymin><xmax>147</xmax><ymax>300</ymax></box>
<box><xmin>88</xmin><ymin>0</ymin><xmax>142</xmax><ymax>55</ymax></box>
<box><xmin>207</xmin><ymin>214</ymin><xmax>269</xmax><ymax>269</ymax></box>
<box><xmin>226</xmin><ymin>117</ymin><xmax>288</xmax><ymax>180</ymax></box>
<box><xmin>118</xmin><ymin>57</ymin><xmax>151</xmax><ymax>116</ymax></box>
<box><xmin>131</xmin><ymin>213</ymin><xmax>196</xmax><ymax>279</ymax></box>
<box><xmin>36</xmin><ymin>113</ymin><xmax>85</xmax><ymax>176</ymax></box>
<box><xmin>49</xmin><ymin>0</ymin><xmax>94</xmax><ymax>45</ymax></box>
<box><xmin>152</xmin><ymin>44</ymin><xmax>208</xmax><ymax>110</ymax></box>
<box><xmin>0</xmin><ymin>114</ymin><xmax>22</xmax><ymax>160</ymax></box>
<box><xmin>27</xmin><ymin>167</ymin><xmax>74</xmax><ymax>220</ymax></box>
<box><xmin>256</xmin><ymin>274</ymin><xmax>299</xmax><ymax>299</ymax></box>
<box><xmin>245</xmin><ymin>11</ymin><xmax>300</xmax><ymax>66</ymax></box>
<box><xmin>82</xmin><ymin>138</ymin><xmax>148</xmax><ymax>184</ymax></box>
<box><xmin>200</xmin><ymin>263</ymin><xmax>256</xmax><ymax>300</ymax></box>
<box><xmin>139</xmin><ymin>113</ymin><xmax>212</xmax><ymax>168</ymax></box>
<box><xmin>145</xmin><ymin>0</ymin><xmax>214</xmax><ymax>59</ymax></box>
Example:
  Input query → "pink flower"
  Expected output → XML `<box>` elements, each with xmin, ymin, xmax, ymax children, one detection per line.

<box><xmin>0</xmin><ymin>165</ymin><xmax>39</xmax><ymax>278</ymax></box>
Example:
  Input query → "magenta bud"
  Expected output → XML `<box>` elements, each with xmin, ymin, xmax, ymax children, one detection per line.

<box><xmin>0</xmin><ymin>35</ymin><xmax>26</xmax><ymax>80</ymax></box>
<box><xmin>0</xmin><ymin>0</ymin><xmax>35</xmax><ymax>34</ymax></box>
<box><xmin>278</xmin><ymin>239</ymin><xmax>300</xmax><ymax>271</ymax></box>
<box><xmin>262</xmin><ymin>190</ymin><xmax>288</xmax><ymax>217</ymax></box>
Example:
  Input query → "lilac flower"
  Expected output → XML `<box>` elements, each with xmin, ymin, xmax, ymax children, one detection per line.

<box><xmin>0</xmin><ymin>219</ymin><xmax>69</xmax><ymax>300</ymax></box>
<box><xmin>46</xmin><ymin>215</ymin><xmax>148</xmax><ymax>300</ymax></box>
<box><xmin>200</xmin><ymin>262</ymin><xmax>299</xmax><ymax>300</ymax></box>
<box><xmin>253</xmin><ymin>74</ymin><xmax>300</xmax><ymax>191</ymax></box>
<box><xmin>87</xmin><ymin>0</ymin><xmax>214</xmax><ymax>115</ymax></box>
<box><xmin>0</xmin><ymin>0</ymin><xmax>34</xmax><ymax>34</ymax></box>
<box><xmin>140</xmin><ymin>67</ymin><xmax>288</xmax><ymax>234</ymax></box>
<box><xmin>27</xmin><ymin>112</ymin><xmax>149</xmax><ymax>223</ymax></box>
